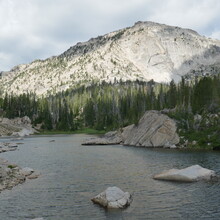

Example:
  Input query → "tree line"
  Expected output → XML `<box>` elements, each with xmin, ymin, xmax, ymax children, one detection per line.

<box><xmin>0</xmin><ymin>74</ymin><xmax>220</xmax><ymax>132</ymax></box>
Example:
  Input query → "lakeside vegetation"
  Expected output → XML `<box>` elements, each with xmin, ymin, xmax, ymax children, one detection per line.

<box><xmin>1</xmin><ymin>73</ymin><xmax>220</xmax><ymax>148</ymax></box>
<box><xmin>36</xmin><ymin>128</ymin><xmax>106</xmax><ymax>135</ymax></box>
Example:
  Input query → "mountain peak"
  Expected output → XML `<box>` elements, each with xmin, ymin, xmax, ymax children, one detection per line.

<box><xmin>1</xmin><ymin>21</ymin><xmax>220</xmax><ymax>96</ymax></box>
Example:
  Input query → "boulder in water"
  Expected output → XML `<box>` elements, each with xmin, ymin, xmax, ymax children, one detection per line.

<box><xmin>91</xmin><ymin>186</ymin><xmax>132</xmax><ymax>209</ymax></box>
<box><xmin>153</xmin><ymin>165</ymin><xmax>216</xmax><ymax>182</ymax></box>
<box><xmin>31</xmin><ymin>218</ymin><xmax>44</xmax><ymax>220</ymax></box>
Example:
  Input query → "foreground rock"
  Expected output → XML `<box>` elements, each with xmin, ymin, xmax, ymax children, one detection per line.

<box><xmin>91</xmin><ymin>186</ymin><xmax>132</xmax><ymax>209</ymax></box>
<box><xmin>83</xmin><ymin>110</ymin><xmax>179</xmax><ymax>148</ymax></box>
<box><xmin>0</xmin><ymin>116</ymin><xmax>36</xmax><ymax>137</ymax></box>
<box><xmin>153</xmin><ymin>165</ymin><xmax>216</xmax><ymax>182</ymax></box>
<box><xmin>0</xmin><ymin>158</ymin><xmax>39</xmax><ymax>192</ymax></box>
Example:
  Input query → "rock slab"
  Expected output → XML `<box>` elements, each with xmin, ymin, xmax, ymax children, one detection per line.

<box><xmin>91</xmin><ymin>186</ymin><xmax>132</xmax><ymax>209</ymax></box>
<box><xmin>153</xmin><ymin>165</ymin><xmax>216</xmax><ymax>182</ymax></box>
<box><xmin>83</xmin><ymin>110</ymin><xmax>179</xmax><ymax>148</ymax></box>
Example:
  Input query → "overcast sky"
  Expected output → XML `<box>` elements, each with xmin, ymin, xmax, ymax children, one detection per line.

<box><xmin>1</xmin><ymin>0</ymin><xmax>220</xmax><ymax>71</ymax></box>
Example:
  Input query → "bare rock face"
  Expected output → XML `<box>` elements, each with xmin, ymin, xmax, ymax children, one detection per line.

<box><xmin>153</xmin><ymin>165</ymin><xmax>216</xmax><ymax>182</ymax></box>
<box><xmin>91</xmin><ymin>186</ymin><xmax>132</xmax><ymax>209</ymax></box>
<box><xmin>83</xmin><ymin>110</ymin><xmax>179</xmax><ymax>148</ymax></box>
<box><xmin>0</xmin><ymin>116</ymin><xmax>36</xmax><ymax>137</ymax></box>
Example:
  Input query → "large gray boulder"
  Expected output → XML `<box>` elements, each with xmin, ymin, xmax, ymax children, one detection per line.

<box><xmin>153</xmin><ymin>165</ymin><xmax>216</xmax><ymax>182</ymax></box>
<box><xmin>83</xmin><ymin>110</ymin><xmax>179</xmax><ymax>148</ymax></box>
<box><xmin>91</xmin><ymin>186</ymin><xmax>132</xmax><ymax>209</ymax></box>
<box><xmin>123</xmin><ymin>111</ymin><xmax>179</xmax><ymax>147</ymax></box>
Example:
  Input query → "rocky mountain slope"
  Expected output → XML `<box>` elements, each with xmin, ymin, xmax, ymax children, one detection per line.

<box><xmin>1</xmin><ymin>21</ymin><xmax>220</xmax><ymax>96</ymax></box>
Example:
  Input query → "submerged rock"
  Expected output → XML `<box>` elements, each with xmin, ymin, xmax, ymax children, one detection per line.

<box><xmin>83</xmin><ymin>110</ymin><xmax>179</xmax><ymax>148</ymax></box>
<box><xmin>31</xmin><ymin>218</ymin><xmax>44</xmax><ymax>220</ymax></box>
<box><xmin>10</xmin><ymin>137</ymin><xmax>24</xmax><ymax>141</ymax></box>
<box><xmin>153</xmin><ymin>165</ymin><xmax>216</xmax><ymax>182</ymax></box>
<box><xmin>0</xmin><ymin>142</ymin><xmax>18</xmax><ymax>153</ymax></box>
<box><xmin>91</xmin><ymin>186</ymin><xmax>132</xmax><ymax>209</ymax></box>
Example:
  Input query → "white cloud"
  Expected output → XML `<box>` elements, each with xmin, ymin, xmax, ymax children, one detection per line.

<box><xmin>0</xmin><ymin>0</ymin><xmax>220</xmax><ymax>71</ymax></box>
<box><xmin>148</xmin><ymin>0</ymin><xmax>220</xmax><ymax>34</ymax></box>
<box><xmin>210</xmin><ymin>31</ymin><xmax>220</xmax><ymax>40</ymax></box>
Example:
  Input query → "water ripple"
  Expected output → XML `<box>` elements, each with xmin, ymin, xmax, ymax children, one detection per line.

<box><xmin>0</xmin><ymin>135</ymin><xmax>219</xmax><ymax>219</ymax></box>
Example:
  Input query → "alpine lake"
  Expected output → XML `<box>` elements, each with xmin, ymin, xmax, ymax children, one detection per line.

<box><xmin>0</xmin><ymin>134</ymin><xmax>220</xmax><ymax>220</ymax></box>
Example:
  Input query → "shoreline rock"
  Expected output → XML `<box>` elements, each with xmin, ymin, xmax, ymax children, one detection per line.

<box><xmin>82</xmin><ymin>110</ymin><xmax>179</xmax><ymax>148</ymax></box>
<box><xmin>153</xmin><ymin>165</ymin><xmax>216</xmax><ymax>182</ymax></box>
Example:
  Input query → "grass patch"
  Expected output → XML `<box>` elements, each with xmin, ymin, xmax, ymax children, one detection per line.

<box><xmin>73</xmin><ymin>128</ymin><xmax>106</xmax><ymax>134</ymax></box>
<box><xmin>8</xmin><ymin>165</ymin><xmax>17</xmax><ymax>169</ymax></box>
<box><xmin>36</xmin><ymin>128</ymin><xmax>106</xmax><ymax>135</ymax></box>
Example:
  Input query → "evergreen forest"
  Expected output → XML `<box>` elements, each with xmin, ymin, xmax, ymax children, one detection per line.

<box><xmin>1</xmin><ymin>74</ymin><xmax>220</xmax><ymax>147</ymax></box>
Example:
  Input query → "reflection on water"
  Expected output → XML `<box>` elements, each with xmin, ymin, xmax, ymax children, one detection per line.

<box><xmin>0</xmin><ymin>134</ymin><xmax>219</xmax><ymax>219</ymax></box>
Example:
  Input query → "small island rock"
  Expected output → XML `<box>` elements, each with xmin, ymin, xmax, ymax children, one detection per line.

<box><xmin>153</xmin><ymin>165</ymin><xmax>216</xmax><ymax>182</ymax></box>
<box><xmin>91</xmin><ymin>186</ymin><xmax>132</xmax><ymax>209</ymax></box>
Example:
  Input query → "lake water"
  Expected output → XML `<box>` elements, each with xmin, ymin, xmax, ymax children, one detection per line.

<box><xmin>0</xmin><ymin>134</ymin><xmax>220</xmax><ymax>220</ymax></box>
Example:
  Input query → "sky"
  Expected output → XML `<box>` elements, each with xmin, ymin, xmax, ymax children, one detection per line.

<box><xmin>1</xmin><ymin>0</ymin><xmax>220</xmax><ymax>71</ymax></box>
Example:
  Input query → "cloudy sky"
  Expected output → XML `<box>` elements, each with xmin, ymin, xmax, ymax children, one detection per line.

<box><xmin>1</xmin><ymin>0</ymin><xmax>220</xmax><ymax>71</ymax></box>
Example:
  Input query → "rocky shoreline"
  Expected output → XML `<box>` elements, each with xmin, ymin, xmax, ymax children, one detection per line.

<box><xmin>0</xmin><ymin>139</ymin><xmax>39</xmax><ymax>193</ymax></box>
<box><xmin>0</xmin><ymin>157</ymin><xmax>39</xmax><ymax>192</ymax></box>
